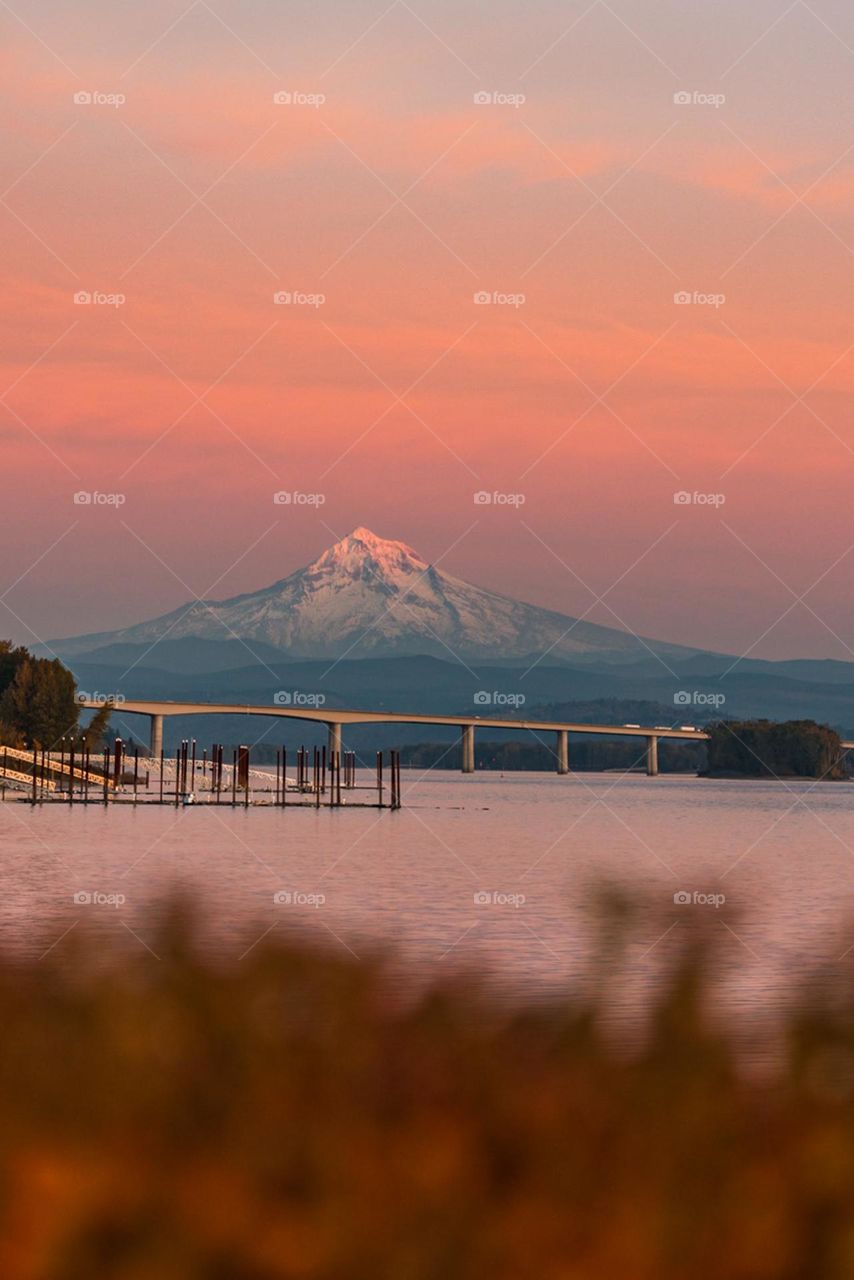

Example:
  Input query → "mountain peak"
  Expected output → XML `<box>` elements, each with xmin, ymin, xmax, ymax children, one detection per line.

<box><xmin>315</xmin><ymin>527</ymin><xmax>427</xmax><ymax>575</ymax></box>
<box><xmin>349</xmin><ymin>525</ymin><xmax>385</xmax><ymax>544</ymax></box>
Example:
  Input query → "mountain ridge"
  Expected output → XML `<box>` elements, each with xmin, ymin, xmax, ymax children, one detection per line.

<box><xmin>48</xmin><ymin>526</ymin><xmax>711</xmax><ymax>665</ymax></box>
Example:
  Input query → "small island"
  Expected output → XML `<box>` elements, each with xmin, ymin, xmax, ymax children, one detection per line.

<box><xmin>703</xmin><ymin>719</ymin><xmax>847</xmax><ymax>780</ymax></box>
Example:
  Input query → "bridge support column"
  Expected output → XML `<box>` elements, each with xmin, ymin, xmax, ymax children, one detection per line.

<box><xmin>556</xmin><ymin>729</ymin><xmax>569</xmax><ymax>775</ymax></box>
<box><xmin>646</xmin><ymin>735</ymin><xmax>659</xmax><ymax>777</ymax></box>
<box><xmin>149</xmin><ymin>714</ymin><xmax>163</xmax><ymax>761</ymax></box>
<box><xmin>328</xmin><ymin>723</ymin><xmax>342</xmax><ymax>761</ymax></box>
<box><xmin>461</xmin><ymin>724</ymin><xmax>475</xmax><ymax>774</ymax></box>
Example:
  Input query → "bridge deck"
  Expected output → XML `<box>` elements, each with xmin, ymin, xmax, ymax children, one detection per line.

<box><xmin>81</xmin><ymin>700</ymin><xmax>713</xmax><ymax>741</ymax></box>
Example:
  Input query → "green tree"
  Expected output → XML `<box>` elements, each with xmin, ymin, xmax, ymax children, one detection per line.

<box><xmin>0</xmin><ymin>652</ymin><xmax>79</xmax><ymax>749</ymax></box>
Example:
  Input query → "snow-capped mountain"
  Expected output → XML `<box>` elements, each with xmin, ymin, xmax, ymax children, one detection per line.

<box><xmin>53</xmin><ymin>527</ymin><xmax>697</xmax><ymax>665</ymax></box>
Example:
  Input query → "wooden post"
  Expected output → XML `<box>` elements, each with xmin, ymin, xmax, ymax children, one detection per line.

<box><xmin>461</xmin><ymin>724</ymin><xmax>475</xmax><ymax>774</ymax></box>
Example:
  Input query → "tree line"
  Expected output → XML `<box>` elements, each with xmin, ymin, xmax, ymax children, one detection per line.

<box><xmin>704</xmin><ymin>719</ymin><xmax>846</xmax><ymax>779</ymax></box>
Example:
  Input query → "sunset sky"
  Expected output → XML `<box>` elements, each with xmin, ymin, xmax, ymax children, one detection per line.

<box><xmin>4</xmin><ymin>0</ymin><xmax>854</xmax><ymax>660</ymax></box>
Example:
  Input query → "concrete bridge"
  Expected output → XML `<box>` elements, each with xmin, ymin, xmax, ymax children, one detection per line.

<box><xmin>80</xmin><ymin>698</ymin><xmax>720</xmax><ymax>777</ymax></box>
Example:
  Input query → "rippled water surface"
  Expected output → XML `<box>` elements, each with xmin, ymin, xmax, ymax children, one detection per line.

<box><xmin>3</xmin><ymin>771</ymin><xmax>854</xmax><ymax>1041</ymax></box>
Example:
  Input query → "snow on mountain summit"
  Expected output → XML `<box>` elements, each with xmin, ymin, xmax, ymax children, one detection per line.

<box><xmin>309</xmin><ymin>528</ymin><xmax>428</xmax><ymax>584</ymax></box>
<box><xmin>53</xmin><ymin>527</ymin><xmax>695</xmax><ymax>665</ymax></box>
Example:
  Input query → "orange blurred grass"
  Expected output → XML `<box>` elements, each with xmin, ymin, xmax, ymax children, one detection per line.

<box><xmin>0</xmin><ymin>897</ymin><xmax>853</xmax><ymax>1278</ymax></box>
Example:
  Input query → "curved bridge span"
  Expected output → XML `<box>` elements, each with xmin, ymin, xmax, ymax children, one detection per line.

<box><xmin>81</xmin><ymin>698</ymin><xmax>721</xmax><ymax>777</ymax></box>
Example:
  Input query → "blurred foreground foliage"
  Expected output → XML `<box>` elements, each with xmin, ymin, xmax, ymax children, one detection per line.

<box><xmin>2</xmin><ymin>902</ymin><xmax>854</xmax><ymax>1278</ymax></box>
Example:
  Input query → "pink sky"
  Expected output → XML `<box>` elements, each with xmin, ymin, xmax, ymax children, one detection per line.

<box><xmin>3</xmin><ymin>0</ymin><xmax>854</xmax><ymax>659</ymax></box>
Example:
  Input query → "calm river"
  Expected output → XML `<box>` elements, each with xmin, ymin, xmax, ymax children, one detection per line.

<box><xmin>2</xmin><ymin>771</ymin><xmax>853</xmax><ymax>1054</ymax></box>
